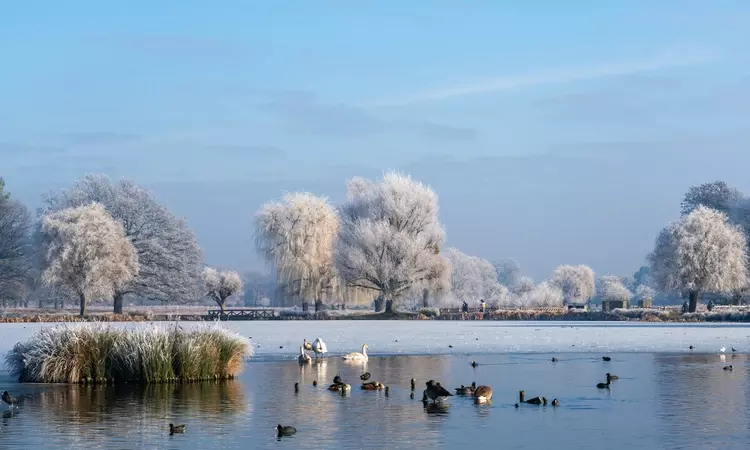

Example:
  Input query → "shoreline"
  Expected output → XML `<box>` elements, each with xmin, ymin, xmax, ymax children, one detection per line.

<box><xmin>2</xmin><ymin>307</ymin><xmax>750</xmax><ymax>323</ymax></box>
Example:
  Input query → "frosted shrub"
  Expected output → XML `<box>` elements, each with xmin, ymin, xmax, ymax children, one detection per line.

<box><xmin>5</xmin><ymin>323</ymin><xmax>251</xmax><ymax>384</ymax></box>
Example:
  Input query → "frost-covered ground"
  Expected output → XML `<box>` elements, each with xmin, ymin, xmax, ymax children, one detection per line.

<box><xmin>1</xmin><ymin>321</ymin><xmax>749</xmax><ymax>363</ymax></box>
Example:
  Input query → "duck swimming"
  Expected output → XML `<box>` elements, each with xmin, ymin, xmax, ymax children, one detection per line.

<box><xmin>277</xmin><ymin>425</ymin><xmax>297</xmax><ymax>437</ymax></box>
<box><xmin>169</xmin><ymin>423</ymin><xmax>186</xmax><ymax>435</ymax></box>
<box><xmin>597</xmin><ymin>373</ymin><xmax>612</xmax><ymax>389</ymax></box>
<box><xmin>473</xmin><ymin>385</ymin><xmax>492</xmax><ymax>404</ymax></box>
<box><xmin>1</xmin><ymin>392</ymin><xmax>18</xmax><ymax>409</ymax></box>
<box><xmin>602</xmin><ymin>356</ymin><xmax>611</xmax><ymax>361</ymax></box>
<box><xmin>425</xmin><ymin>380</ymin><xmax>453</xmax><ymax>402</ymax></box>
<box><xmin>454</xmin><ymin>382</ymin><xmax>476</xmax><ymax>395</ymax></box>
<box><xmin>360</xmin><ymin>372</ymin><xmax>371</xmax><ymax>381</ymax></box>
<box><xmin>723</xmin><ymin>365</ymin><xmax>734</xmax><ymax>371</ymax></box>
<box><xmin>525</xmin><ymin>396</ymin><xmax>546</xmax><ymax>405</ymax></box>
<box><xmin>361</xmin><ymin>381</ymin><xmax>384</xmax><ymax>390</ymax></box>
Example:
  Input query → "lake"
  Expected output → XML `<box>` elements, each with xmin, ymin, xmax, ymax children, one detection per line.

<box><xmin>0</xmin><ymin>321</ymin><xmax>749</xmax><ymax>449</ymax></box>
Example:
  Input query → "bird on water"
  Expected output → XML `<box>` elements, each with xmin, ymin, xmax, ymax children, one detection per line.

<box><xmin>2</xmin><ymin>392</ymin><xmax>18</xmax><ymax>409</ymax></box>
<box><xmin>277</xmin><ymin>425</ymin><xmax>297</xmax><ymax>437</ymax></box>
<box><xmin>169</xmin><ymin>423</ymin><xmax>186</xmax><ymax>435</ymax></box>
<box><xmin>424</xmin><ymin>380</ymin><xmax>453</xmax><ymax>402</ymax></box>
<box><xmin>360</xmin><ymin>372</ymin><xmax>371</xmax><ymax>381</ymax></box>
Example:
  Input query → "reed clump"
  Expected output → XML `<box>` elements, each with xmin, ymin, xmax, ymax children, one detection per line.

<box><xmin>5</xmin><ymin>323</ymin><xmax>251</xmax><ymax>384</ymax></box>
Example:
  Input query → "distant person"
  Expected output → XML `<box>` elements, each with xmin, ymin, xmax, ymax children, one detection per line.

<box><xmin>682</xmin><ymin>301</ymin><xmax>689</xmax><ymax>313</ymax></box>
<box><xmin>480</xmin><ymin>300</ymin><xmax>486</xmax><ymax>313</ymax></box>
<box><xmin>462</xmin><ymin>301</ymin><xmax>468</xmax><ymax>313</ymax></box>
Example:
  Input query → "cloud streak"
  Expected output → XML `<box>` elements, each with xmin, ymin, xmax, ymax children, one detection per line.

<box><xmin>385</xmin><ymin>48</ymin><xmax>719</xmax><ymax>105</ymax></box>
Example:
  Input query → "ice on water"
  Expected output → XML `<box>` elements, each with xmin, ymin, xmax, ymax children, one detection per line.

<box><xmin>1</xmin><ymin>321</ymin><xmax>747</xmax><ymax>363</ymax></box>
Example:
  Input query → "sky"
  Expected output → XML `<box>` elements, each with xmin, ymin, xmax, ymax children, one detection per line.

<box><xmin>2</xmin><ymin>1</ymin><xmax>750</xmax><ymax>280</ymax></box>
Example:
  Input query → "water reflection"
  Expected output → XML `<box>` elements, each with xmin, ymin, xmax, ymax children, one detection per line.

<box><xmin>0</xmin><ymin>353</ymin><xmax>749</xmax><ymax>449</ymax></box>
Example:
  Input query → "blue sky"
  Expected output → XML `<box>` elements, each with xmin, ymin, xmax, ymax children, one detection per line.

<box><xmin>2</xmin><ymin>1</ymin><xmax>750</xmax><ymax>280</ymax></box>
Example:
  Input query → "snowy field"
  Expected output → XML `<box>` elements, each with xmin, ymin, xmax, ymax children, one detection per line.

<box><xmin>1</xmin><ymin>321</ymin><xmax>749</xmax><ymax>361</ymax></box>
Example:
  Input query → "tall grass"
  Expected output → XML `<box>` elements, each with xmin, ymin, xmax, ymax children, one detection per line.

<box><xmin>5</xmin><ymin>323</ymin><xmax>251</xmax><ymax>384</ymax></box>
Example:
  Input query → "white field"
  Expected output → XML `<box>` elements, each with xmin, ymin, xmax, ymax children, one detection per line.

<box><xmin>1</xmin><ymin>321</ymin><xmax>749</xmax><ymax>365</ymax></box>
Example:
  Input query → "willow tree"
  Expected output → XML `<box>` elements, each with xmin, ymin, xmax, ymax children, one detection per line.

<box><xmin>648</xmin><ymin>205</ymin><xmax>748</xmax><ymax>312</ymax></box>
<box><xmin>41</xmin><ymin>174</ymin><xmax>202</xmax><ymax>313</ymax></box>
<box><xmin>40</xmin><ymin>203</ymin><xmax>139</xmax><ymax>316</ymax></box>
<box><xmin>552</xmin><ymin>264</ymin><xmax>595</xmax><ymax>305</ymax></box>
<box><xmin>335</xmin><ymin>172</ymin><xmax>449</xmax><ymax>313</ymax></box>
<box><xmin>254</xmin><ymin>192</ymin><xmax>339</xmax><ymax>312</ymax></box>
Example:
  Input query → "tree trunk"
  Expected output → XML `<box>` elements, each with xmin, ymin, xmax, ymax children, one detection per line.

<box><xmin>422</xmin><ymin>289</ymin><xmax>429</xmax><ymax>308</ymax></box>
<box><xmin>79</xmin><ymin>293</ymin><xmax>87</xmax><ymax>316</ymax></box>
<box><xmin>688</xmin><ymin>290</ymin><xmax>699</xmax><ymax>313</ymax></box>
<box><xmin>302</xmin><ymin>301</ymin><xmax>309</xmax><ymax>312</ymax></box>
<box><xmin>113</xmin><ymin>293</ymin><xmax>124</xmax><ymax>315</ymax></box>
<box><xmin>385</xmin><ymin>299</ymin><xmax>394</xmax><ymax>313</ymax></box>
<box><xmin>219</xmin><ymin>298</ymin><xmax>226</xmax><ymax>314</ymax></box>
<box><xmin>374</xmin><ymin>297</ymin><xmax>384</xmax><ymax>312</ymax></box>
<box><xmin>314</xmin><ymin>299</ymin><xmax>323</xmax><ymax>312</ymax></box>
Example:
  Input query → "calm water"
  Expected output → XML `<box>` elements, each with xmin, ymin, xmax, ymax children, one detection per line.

<box><xmin>1</xmin><ymin>352</ymin><xmax>749</xmax><ymax>449</ymax></box>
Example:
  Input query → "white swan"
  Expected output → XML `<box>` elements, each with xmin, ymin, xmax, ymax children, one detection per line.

<box><xmin>312</xmin><ymin>337</ymin><xmax>328</xmax><ymax>357</ymax></box>
<box><xmin>298</xmin><ymin>346</ymin><xmax>311</xmax><ymax>364</ymax></box>
<box><xmin>720</xmin><ymin>346</ymin><xmax>726</xmax><ymax>353</ymax></box>
<box><xmin>342</xmin><ymin>344</ymin><xmax>369</xmax><ymax>362</ymax></box>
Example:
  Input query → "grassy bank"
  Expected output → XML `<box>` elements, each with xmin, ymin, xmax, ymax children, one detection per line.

<box><xmin>5</xmin><ymin>323</ymin><xmax>252</xmax><ymax>384</ymax></box>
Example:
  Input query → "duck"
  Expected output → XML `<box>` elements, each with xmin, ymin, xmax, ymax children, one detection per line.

<box><xmin>340</xmin><ymin>384</ymin><xmax>351</xmax><ymax>395</ymax></box>
<box><xmin>298</xmin><ymin>346</ymin><xmax>311</xmax><ymax>364</ymax></box>
<box><xmin>551</xmin><ymin>398</ymin><xmax>560</xmax><ymax>406</ymax></box>
<box><xmin>720</xmin><ymin>346</ymin><xmax>726</xmax><ymax>353</ymax></box>
<box><xmin>525</xmin><ymin>396</ymin><xmax>546</xmax><ymax>405</ymax></box>
<box><xmin>312</xmin><ymin>380</ymin><xmax>318</xmax><ymax>387</ymax></box>
<box><xmin>328</xmin><ymin>382</ymin><xmax>346</xmax><ymax>391</ymax></box>
<box><xmin>385</xmin><ymin>386</ymin><xmax>390</xmax><ymax>397</ymax></box>
<box><xmin>551</xmin><ymin>357</ymin><xmax>558</xmax><ymax>362</ymax></box>
<box><xmin>723</xmin><ymin>365</ymin><xmax>734</xmax><ymax>371</ymax></box>
<box><xmin>169</xmin><ymin>423</ymin><xmax>186</xmax><ymax>435</ymax></box>
<box><xmin>294</xmin><ymin>382</ymin><xmax>299</xmax><ymax>393</ymax></box>
<box><xmin>312</xmin><ymin>337</ymin><xmax>328</xmax><ymax>358</ymax></box>
<box><xmin>473</xmin><ymin>385</ymin><xmax>492</xmax><ymax>404</ymax></box>
<box><xmin>470</xmin><ymin>361</ymin><xmax>478</xmax><ymax>368</ymax></box>
<box><xmin>333</xmin><ymin>374</ymin><xmax>342</xmax><ymax>385</ymax></box>
<box><xmin>454</xmin><ymin>382</ymin><xmax>476</xmax><ymax>395</ymax></box>
<box><xmin>277</xmin><ymin>424</ymin><xmax>297</xmax><ymax>437</ymax></box>
<box><xmin>361</xmin><ymin>381</ymin><xmax>385</xmax><ymax>390</ymax></box>
<box><xmin>1</xmin><ymin>392</ymin><xmax>18</xmax><ymax>409</ymax></box>
<box><xmin>424</xmin><ymin>380</ymin><xmax>453</xmax><ymax>402</ymax></box>
<box><xmin>360</xmin><ymin>372</ymin><xmax>371</xmax><ymax>381</ymax></box>
<box><xmin>411</xmin><ymin>378</ymin><xmax>416</xmax><ymax>391</ymax></box>
<box><xmin>606</xmin><ymin>372</ymin><xmax>619</xmax><ymax>380</ymax></box>
<box><xmin>342</xmin><ymin>344</ymin><xmax>369</xmax><ymax>362</ymax></box>
<box><xmin>602</xmin><ymin>356</ymin><xmax>611</xmax><ymax>361</ymax></box>
<box><xmin>732</xmin><ymin>346</ymin><xmax>738</xmax><ymax>352</ymax></box>
<box><xmin>597</xmin><ymin>373</ymin><xmax>612</xmax><ymax>389</ymax></box>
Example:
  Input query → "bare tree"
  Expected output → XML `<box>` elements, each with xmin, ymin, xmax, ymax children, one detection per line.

<box><xmin>335</xmin><ymin>172</ymin><xmax>449</xmax><ymax>313</ymax></box>
<box><xmin>648</xmin><ymin>205</ymin><xmax>749</xmax><ymax>312</ymax></box>
<box><xmin>41</xmin><ymin>174</ymin><xmax>203</xmax><ymax>313</ymax></box>
<box><xmin>254</xmin><ymin>192</ymin><xmax>339</xmax><ymax>312</ymax></box>
<box><xmin>203</xmin><ymin>267</ymin><xmax>243</xmax><ymax>313</ymax></box>
<box><xmin>41</xmin><ymin>203</ymin><xmax>139</xmax><ymax>316</ymax></box>
<box><xmin>552</xmin><ymin>265</ymin><xmax>596</xmax><ymax>305</ymax></box>
<box><xmin>0</xmin><ymin>183</ymin><xmax>32</xmax><ymax>304</ymax></box>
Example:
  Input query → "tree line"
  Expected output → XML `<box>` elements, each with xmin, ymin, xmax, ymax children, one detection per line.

<box><xmin>1</xmin><ymin>172</ymin><xmax>746</xmax><ymax>315</ymax></box>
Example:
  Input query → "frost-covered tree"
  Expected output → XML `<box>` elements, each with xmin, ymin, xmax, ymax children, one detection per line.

<box><xmin>445</xmin><ymin>248</ymin><xmax>510</xmax><ymax>308</ymax></box>
<box><xmin>203</xmin><ymin>267</ymin><xmax>243</xmax><ymax>313</ymax></box>
<box><xmin>514</xmin><ymin>276</ymin><xmax>534</xmax><ymax>296</ymax></box>
<box><xmin>41</xmin><ymin>174</ymin><xmax>203</xmax><ymax>312</ymax></box>
<box><xmin>254</xmin><ymin>192</ymin><xmax>339</xmax><ymax>311</ymax></box>
<box><xmin>552</xmin><ymin>265</ymin><xmax>595</xmax><ymax>304</ymax></box>
<box><xmin>648</xmin><ymin>205</ymin><xmax>749</xmax><ymax>312</ymax></box>
<box><xmin>634</xmin><ymin>284</ymin><xmax>655</xmax><ymax>304</ymax></box>
<box><xmin>681</xmin><ymin>181</ymin><xmax>743</xmax><ymax>216</ymax></box>
<box><xmin>515</xmin><ymin>281</ymin><xmax>563</xmax><ymax>308</ymax></box>
<box><xmin>40</xmin><ymin>203</ymin><xmax>139</xmax><ymax>316</ymax></box>
<box><xmin>493</xmin><ymin>258</ymin><xmax>520</xmax><ymax>288</ymax></box>
<box><xmin>335</xmin><ymin>172</ymin><xmax>449</xmax><ymax>313</ymax></box>
<box><xmin>599</xmin><ymin>275</ymin><xmax>632</xmax><ymax>303</ymax></box>
<box><xmin>0</xmin><ymin>189</ymin><xmax>32</xmax><ymax>302</ymax></box>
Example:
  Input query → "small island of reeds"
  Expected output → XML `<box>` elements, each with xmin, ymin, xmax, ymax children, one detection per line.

<box><xmin>5</xmin><ymin>323</ymin><xmax>252</xmax><ymax>384</ymax></box>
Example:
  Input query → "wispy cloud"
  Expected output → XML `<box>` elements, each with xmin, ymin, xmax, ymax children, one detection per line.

<box><xmin>384</xmin><ymin>48</ymin><xmax>719</xmax><ymax>106</ymax></box>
